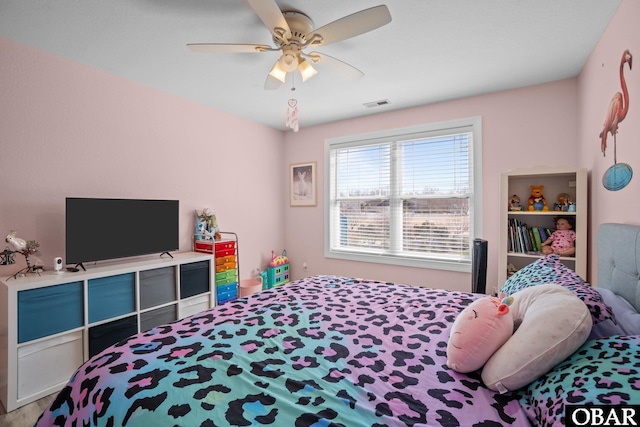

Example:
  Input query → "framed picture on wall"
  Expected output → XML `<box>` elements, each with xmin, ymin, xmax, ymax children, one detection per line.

<box><xmin>290</xmin><ymin>162</ymin><xmax>317</xmax><ymax>207</ymax></box>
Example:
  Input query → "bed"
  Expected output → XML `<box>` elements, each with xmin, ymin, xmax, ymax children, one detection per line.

<box><xmin>35</xmin><ymin>223</ymin><xmax>640</xmax><ymax>427</ymax></box>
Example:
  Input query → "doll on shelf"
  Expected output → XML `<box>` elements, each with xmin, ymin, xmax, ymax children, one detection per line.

<box><xmin>541</xmin><ymin>216</ymin><xmax>576</xmax><ymax>257</ymax></box>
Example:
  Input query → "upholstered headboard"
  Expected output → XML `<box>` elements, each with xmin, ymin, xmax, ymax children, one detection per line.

<box><xmin>597</xmin><ymin>223</ymin><xmax>640</xmax><ymax>313</ymax></box>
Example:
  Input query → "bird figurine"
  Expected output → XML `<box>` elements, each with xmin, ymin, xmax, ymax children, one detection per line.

<box><xmin>600</xmin><ymin>50</ymin><xmax>633</xmax><ymax>157</ymax></box>
<box><xmin>5</xmin><ymin>230</ymin><xmax>27</xmax><ymax>252</ymax></box>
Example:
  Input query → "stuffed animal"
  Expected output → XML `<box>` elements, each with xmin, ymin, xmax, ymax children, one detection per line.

<box><xmin>554</xmin><ymin>193</ymin><xmax>571</xmax><ymax>211</ymax></box>
<box><xmin>508</xmin><ymin>194</ymin><xmax>523</xmax><ymax>211</ymax></box>
<box><xmin>527</xmin><ymin>185</ymin><xmax>549</xmax><ymax>211</ymax></box>
<box><xmin>446</xmin><ymin>293</ymin><xmax>514</xmax><ymax>373</ymax></box>
<box><xmin>195</xmin><ymin>208</ymin><xmax>221</xmax><ymax>241</ymax></box>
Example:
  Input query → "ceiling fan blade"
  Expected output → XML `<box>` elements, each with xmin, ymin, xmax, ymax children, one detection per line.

<box><xmin>307</xmin><ymin>52</ymin><xmax>364</xmax><ymax>81</ymax></box>
<box><xmin>264</xmin><ymin>74</ymin><xmax>284</xmax><ymax>90</ymax></box>
<box><xmin>246</xmin><ymin>0</ymin><xmax>291</xmax><ymax>39</ymax></box>
<box><xmin>187</xmin><ymin>43</ymin><xmax>270</xmax><ymax>53</ymax></box>
<box><xmin>309</xmin><ymin>5</ymin><xmax>392</xmax><ymax>46</ymax></box>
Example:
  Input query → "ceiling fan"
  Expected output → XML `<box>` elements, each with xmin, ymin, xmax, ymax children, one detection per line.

<box><xmin>187</xmin><ymin>1</ymin><xmax>392</xmax><ymax>90</ymax></box>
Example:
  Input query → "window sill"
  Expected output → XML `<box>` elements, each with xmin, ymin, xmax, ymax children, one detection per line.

<box><xmin>324</xmin><ymin>248</ymin><xmax>471</xmax><ymax>272</ymax></box>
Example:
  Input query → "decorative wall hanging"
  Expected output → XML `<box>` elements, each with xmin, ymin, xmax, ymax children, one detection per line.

<box><xmin>286</xmin><ymin>98</ymin><xmax>299</xmax><ymax>132</ymax></box>
<box><xmin>290</xmin><ymin>162</ymin><xmax>316</xmax><ymax>206</ymax></box>
<box><xmin>600</xmin><ymin>49</ymin><xmax>633</xmax><ymax>191</ymax></box>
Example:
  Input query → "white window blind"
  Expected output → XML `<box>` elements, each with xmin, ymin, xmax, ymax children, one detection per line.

<box><xmin>325</xmin><ymin>117</ymin><xmax>482</xmax><ymax>271</ymax></box>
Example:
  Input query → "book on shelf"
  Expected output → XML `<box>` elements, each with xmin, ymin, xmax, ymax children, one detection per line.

<box><xmin>528</xmin><ymin>228</ymin><xmax>538</xmax><ymax>252</ymax></box>
<box><xmin>538</xmin><ymin>227</ymin><xmax>548</xmax><ymax>243</ymax></box>
<box><xmin>531</xmin><ymin>227</ymin><xmax>543</xmax><ymax>252</ymax></box>
<box><xmin>507</xmin><ymin>218</ymin><xmax>546</xmax><ymax>255</ymax></box>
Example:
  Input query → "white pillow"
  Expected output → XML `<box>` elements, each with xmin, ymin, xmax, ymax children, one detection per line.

<box><xmin>481</xmin><ymin>284</ymin><xmax>592</xmax><ymax>393</ymax></box>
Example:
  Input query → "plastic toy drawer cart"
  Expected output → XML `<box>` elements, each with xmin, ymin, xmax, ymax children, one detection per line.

<box><xmin>195</xmin><ymin>232</ymin><xmax>239</xmax><ymax>304</ymax></box>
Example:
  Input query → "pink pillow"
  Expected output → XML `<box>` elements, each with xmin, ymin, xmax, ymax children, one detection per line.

<box><xmin>446</xmin><ymin>295</ymin><xmax>514</xmax><ymax>373</ymax></box>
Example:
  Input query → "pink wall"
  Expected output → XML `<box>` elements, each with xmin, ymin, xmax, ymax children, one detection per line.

<box><xmin>3</xmin><ymin>0</ymin><xmax>636</xmax><ymax>292</ymax></box>
<box><xmin>0</xmin><ymin>37</ymin><xmax>285</xmax><ymax>279</ymax></box>
<box><xmin>577</xmin><ymin>0</ymin><xmax>640</xmax><ymax>283</ymax></box>
<box><xmin>284</xmin><ymin>79</ymin><xmax>580</xmax><ymax>292</ymax></box>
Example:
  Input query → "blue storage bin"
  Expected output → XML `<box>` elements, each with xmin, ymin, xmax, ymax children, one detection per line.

<box><xmin>88</xmin><ymin>273</ymin><xmax>135</xmax><ymax>323</ymax></box>
<box><xmin>180</xmin><ymin>261</ymin><xmax>210</xmax><ymax>299</ymax></box>
<box><xmin>18</xmin><ymin>281</ymin><xmax>83</xmax><ymax>343</ymax></box>
<box><xmin>88</xmin><ymin>315</ymin><xmax>137</xmax><ymax>357</ymax></box>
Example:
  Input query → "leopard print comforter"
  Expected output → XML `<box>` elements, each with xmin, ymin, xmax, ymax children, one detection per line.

<box><xmin>35</xmin><ymin>276</ymin><xmax>536</xmax><ymax>426</ymax></box>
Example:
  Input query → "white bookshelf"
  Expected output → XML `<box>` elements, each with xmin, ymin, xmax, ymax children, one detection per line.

<box><xmin>498</xmin><ymin>166</ymin><xmax>588</xmax><ymax>285</ymax></box>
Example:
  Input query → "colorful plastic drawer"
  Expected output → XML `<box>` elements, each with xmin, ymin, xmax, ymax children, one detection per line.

<box><xmin>194</xmin><ymin>240</ymin><xmax>214</xmax><ymax>254</ymax></box>
<box><xmin>215</xmin><ymin>262</ymin><xmax>236</xmax><ymax>273</ymax></box>
<box><xmin>216</xmin><ymin>282</ymin><xmax>237</xmax><ymax>294</ymax></box>
<box><xmin>214</xmin><ymin>241</ymin><xmax>236</xmax><ymax>251</ymax></box>
<box><xmin>215</xmin><ymin>255</ymin><xmax>236</xmax><ymax>266</ymax></box>
<box><xmin>217</xmin><ymin>294</ymin><xmax>237</xmax><ymax>304</ymax></box>
<box><xmin>217</xmin><ymin>295</ymin><xmax>236</xmax><ymax>305</ymax></box>
<box><xmin>215</xmin><ymin>270</ymin><xmax>237</xmax><ymax>284</ymax></box>
<box><xmin>216</xmin><ymin>277</ymin><xmax>235</xmax><ymax>287</ymax></box>
<box><xmin>217</xmin><ymin>283</ymin><xmax>238</xmax><ymax>304</ymax></box>
<box><xmin>215</xmin><ymin>249</ymin><xmax>235</xmax><ymax>258</ymax></box>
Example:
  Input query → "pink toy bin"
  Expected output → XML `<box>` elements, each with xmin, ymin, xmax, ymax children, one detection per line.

<box><xmin>239</xmin><ymin>277</ymin><xmax>263</xmax><ymax>297</ymax></box>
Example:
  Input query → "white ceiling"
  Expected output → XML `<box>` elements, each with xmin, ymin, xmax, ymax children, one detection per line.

<box><xmin>0</xmin><ymin>1</ymin><xmax>622</xmax><ymax>131</ymax></box>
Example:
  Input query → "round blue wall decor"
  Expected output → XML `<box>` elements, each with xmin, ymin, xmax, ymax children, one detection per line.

<box><xmin>602</xmin><ymin>162</ymin><xmax>633</xmax><ymax>191</ymax></box>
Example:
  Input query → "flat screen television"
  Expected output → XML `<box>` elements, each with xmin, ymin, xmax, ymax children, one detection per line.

<box><xmin>65</xmin><ymin>197</ymin><xmax>179</xmax><ymax>266</ymax></box>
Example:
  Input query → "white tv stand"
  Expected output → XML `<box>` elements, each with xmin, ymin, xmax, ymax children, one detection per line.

<box><xmin>0</xmin><ymin>251</ymin><xmax>215</xmax><ymax>413</ymax></box>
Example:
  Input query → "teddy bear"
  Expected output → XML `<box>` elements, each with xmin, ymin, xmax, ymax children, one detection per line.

<box><xmin>527</xmin><ymin>185</ymin><xmax>549</xmax><ymax>211</ymax></box>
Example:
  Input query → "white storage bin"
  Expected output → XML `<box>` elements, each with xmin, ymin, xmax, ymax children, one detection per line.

<box><xmin>179</xmin><ymin>294</ymin><xmax>211</xmax><ymax>318</ymax></box>
<box><xmin>18</xmin><ymin>331</ymin><xmax>83</xmax><ymax>400</ymax></box>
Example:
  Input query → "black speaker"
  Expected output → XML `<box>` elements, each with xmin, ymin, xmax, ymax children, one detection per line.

<box><xmin>472</xmin><ymin>239</ymin><xmax>488</xmax><ymax>294</ymax></box>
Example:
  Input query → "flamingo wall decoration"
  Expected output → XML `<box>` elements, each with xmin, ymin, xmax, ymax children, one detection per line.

<box><xmin>600</xmin><ymin>49</ymin><xmax>634</xmax><ymax>191</ymax></box>
<box><xmin>600</xmin><ymin>50</ymin><xmax>632</xmax><ymax>157</ymax></box>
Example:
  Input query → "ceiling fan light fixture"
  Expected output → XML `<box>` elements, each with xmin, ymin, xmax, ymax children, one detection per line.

<box><xmin>299</xmin><ymin>58</ymin><xmax>318</xmax><ymax>82</ymax></box>
<box><xmin>279</xmin><ymin>50</ymin><xmax>299</xmax><ymax>72</ymax></box>
<box><xmin>268</xmin><ymin>62</ymin><xmax>287</xmax><ymax>83</ymax></box>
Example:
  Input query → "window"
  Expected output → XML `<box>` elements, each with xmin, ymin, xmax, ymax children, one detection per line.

<box><xmin>325</xmin><ymin>117</ymin><xmax>482</xmax><ymax>272</ymax></box>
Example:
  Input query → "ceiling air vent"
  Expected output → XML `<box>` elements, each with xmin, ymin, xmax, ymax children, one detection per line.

<box><xmin>363</xmin><ymin>99</ymin><xmax>391</xmax><ymax>108</ymax></box>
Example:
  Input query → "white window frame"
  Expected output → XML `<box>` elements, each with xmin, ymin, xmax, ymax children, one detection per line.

<box><xmin>324</xmin><ymin>116</ymin><xmax>482</xmax><ymax>272</ymax></box>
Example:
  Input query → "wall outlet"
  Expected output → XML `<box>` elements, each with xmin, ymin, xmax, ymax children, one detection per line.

<box><xmin>303</xmin><ymin>261</ymin><xmax>308</xmax><ymax>271</ymax></box>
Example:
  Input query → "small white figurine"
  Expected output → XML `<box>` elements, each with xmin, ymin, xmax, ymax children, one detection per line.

<box><xmin>5</xmin><ymin>230</ymin><xmax>27</xmax><ymax>252</ymax></box>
